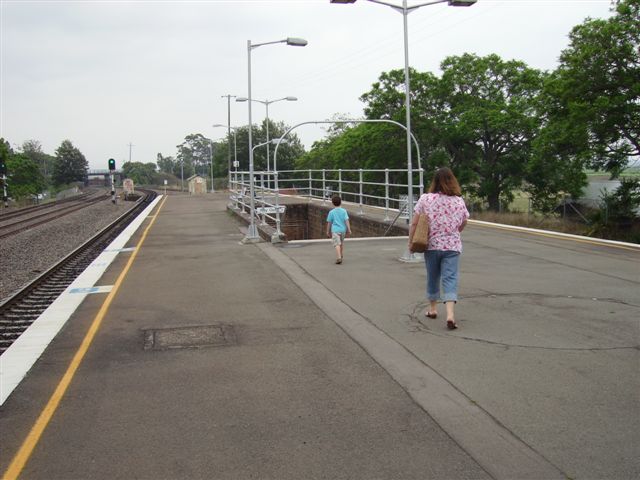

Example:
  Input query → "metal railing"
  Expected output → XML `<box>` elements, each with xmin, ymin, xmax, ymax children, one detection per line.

<box><xmin>229</xmin><ymin>168</ymin><xmax>424</xmax><ymax>239</ymax></box>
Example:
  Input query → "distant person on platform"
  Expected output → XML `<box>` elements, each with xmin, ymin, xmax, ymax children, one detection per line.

<box><xmin>326</xmin><ymin>195</ymin><xmax>352</xmax><ymax>265</ymax></box>
<box><xmin>409</xmin><ymin>167</ymin><xmax>469</xmax><ymax>330</ymax></box>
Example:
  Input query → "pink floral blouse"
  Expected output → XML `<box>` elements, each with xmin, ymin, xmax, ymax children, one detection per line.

<box><xmin>414</xmin><ymin>193</ymin><xmax>469</xmax><ymax>252</ymax></box>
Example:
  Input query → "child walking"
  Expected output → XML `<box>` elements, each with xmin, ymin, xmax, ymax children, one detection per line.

<box><xmin>326</xmin><ymin>195</ymin><xmax>352</xmax><ymax>264</ymax></box>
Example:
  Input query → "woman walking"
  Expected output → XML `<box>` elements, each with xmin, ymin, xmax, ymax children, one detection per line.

<box><xmin>409</xmin><ymin>167</ymin><xmax>469</xmax><ymax>330</ymax></box>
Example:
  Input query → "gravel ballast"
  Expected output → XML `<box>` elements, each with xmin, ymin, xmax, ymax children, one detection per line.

<box><xmin>1</xmin><ymin>193</ymin><xmax>140</xmax><ymax>303</ymax></box>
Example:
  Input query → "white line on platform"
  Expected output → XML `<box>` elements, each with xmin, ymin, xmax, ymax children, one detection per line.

<box><xmin>0</xmin><ymin>196</ymin><xmax>163</xmax><ymax>406</ymax></box>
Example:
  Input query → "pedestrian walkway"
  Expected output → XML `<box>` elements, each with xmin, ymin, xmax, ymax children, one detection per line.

<box><xmin>1</xmin><ymin>192</ymin><xmax>638</xmax><ymax>480</ymax></box>
<box><xmin>1</xmin><ymin>193</ymin><xmax>487</xmax><ymax>480</ymax></box>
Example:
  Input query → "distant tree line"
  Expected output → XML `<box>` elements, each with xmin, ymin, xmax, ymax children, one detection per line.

<box><xmin>0</xmin><ymin>138</ymin><xmax>88</xmax><ymax>201</ymax></box>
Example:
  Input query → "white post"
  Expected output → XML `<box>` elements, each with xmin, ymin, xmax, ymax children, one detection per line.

<box><xmin>359</xmin><ymin>168</ymin><xmax>364</xmax><ymax>215</ymax></box>
<box><xmin>385</xmin><ymin>168</ymin><xmax>390</xmax><ymax>221</ymax></box>
<box><xmin>210</xmin><ymin>143</ymin><xmax>215</xmax><ymax>193</ymax></box>
<box><xmin>245</xmin><ymin>39</ymin><xmax>259</xmax><ymax>240</ymax></box>
<box><xmin>322</xmin><ymin>169</ymin><xmax>326</xmax><ymax>204</ymax></box>
<box><xmin>401</xmin><ymin>1</ymin><xmax>416</xmax><ymax>261</ymax></box>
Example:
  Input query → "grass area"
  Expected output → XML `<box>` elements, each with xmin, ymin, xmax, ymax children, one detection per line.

<box><xmin>586</xmin><ymin>167</ymin><xmax>640</xmax><ymax>179</ymax></box>
<box><xmin>470</xmin><ymin>210</ymin><xmax>590</xmax><ymax>236</ymax></box>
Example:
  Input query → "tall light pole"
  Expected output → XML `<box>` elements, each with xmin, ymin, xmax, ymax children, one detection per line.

<box><xmin>220</xmin><ymin>94</ymin><xmax>237</xmax><ymax>188</ymax></box>
<box><xmin>331</xmin><ymin>0</ymin><xmax>476</xmax><ymax>237</ymax></box>
<box><xmin>213</xmin><ymin>123</ymin><xmax>239</xmax><ymax>170</ymax></box>
<box><xmin>244</xmin><ymin>37</ymin><xmax>307</xmax><ymax>242</ymax></box>
<box><xmin>236</xmin><ymin>96</ymin><xmax>297</xmax><ymax>172</ymax></box>
<box><xmin>209</xmin><ymin>142</ymin><xmax>214</xmax><ymax>193</ymax></box>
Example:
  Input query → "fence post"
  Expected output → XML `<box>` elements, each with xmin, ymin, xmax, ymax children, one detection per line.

<box><xmin>338</xmin><ymin>169</ymin><xmax>343</xmax><ymax>198</ymax></box>
<box><xmin>419</xmin><ymin>168</ymin><xmax>424</xmax><ymax>196</ymax></box>
<box><xmin>384</xmin><ymin>168</ymin><xmax>390</xmax><ymax>221</ymax></box>
<box><xmin>358</xmin><ymin>169</ymin><xmax>364</xmax><ymax>215</ymax></box>
<box><xmin>322</xmin><ymin>169</ymin><xmax>326</xmax><ymax>204</ymax></box>
<box><xmin>274</xmin><ymin>171</ymin><xmax>282</xmax><ymax>238</ymax></box>
<box><xmin>308</xmin><ymin>170</ymin><xmax>312</xmax><ymax>202</ymax></box>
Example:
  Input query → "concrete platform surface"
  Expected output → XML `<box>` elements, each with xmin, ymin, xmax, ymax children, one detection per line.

<box><xmin>1</xmin><ymin>192</ymin><xmax>638</xmax><ymax>480</ymax></box>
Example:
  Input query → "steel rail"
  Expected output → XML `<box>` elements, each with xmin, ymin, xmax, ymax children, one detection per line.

<box><xmin>0</xmin><ymin>190</ymin><xmax>157</xmax><ymax>353</ymax></box>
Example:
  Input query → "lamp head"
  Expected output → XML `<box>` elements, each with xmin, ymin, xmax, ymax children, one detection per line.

<box><xmin>330</xmin><ymin>0</ymin><xmax>357</xmax><ymax>3</ymax></box>
<box><xmin>286</xmin><ymin>37</ymin><xmax>308</xmax><ymax>47</ymax></box>
<box><xmin>448</xmin><ymin>0</ymin><xmax>477</xmax><ymax>6</ymax></box>
<box><xmin>285</xmin><ymin>96</ymin><xmax>298</xmax><ymax>101</ymax></box>
<box><xmin>236</xmin><ymin>97</ymin><xmax>248</xmax><ymax>102</ymax></box>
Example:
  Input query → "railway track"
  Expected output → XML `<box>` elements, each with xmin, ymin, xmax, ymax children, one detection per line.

<box><xmin>0</xmin><ymin>192</ymin><xmax>92</xmax><ymax>221</ymax></box>
<box><xmin>0</xmin><ymin>189</ymin><xmax>158</xmax><ymax>354</ymax></box>
<box><xmin>0</xmin><ymin>191</ymin><xmax>108</xmax><ymax>240</ymax></box>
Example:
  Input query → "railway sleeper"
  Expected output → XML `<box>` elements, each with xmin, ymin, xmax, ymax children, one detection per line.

<box><xmin>0</xmin><ymin>325</ymin><xmax>31</xmax><ymax>333</ymax></box>
<box><xmin>8</xmin><ymin>307</ymin><xmax>44</xmax><ymax>314</ymax></box>
<box><xmin>2</xmin><ymin>312</ymin><xmax>40</xmax><ymax>320</ymax></box>
<box><xmin>0</xmin><ymin>318</ymin><xmax>33</xmax><ymax>326</ymax></box>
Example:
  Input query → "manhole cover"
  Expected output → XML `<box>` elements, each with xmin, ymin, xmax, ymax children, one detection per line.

<box><xmin>143</xmin><ymin>324</ymin><xmax>237</xmax><ymax>350</ymax></box>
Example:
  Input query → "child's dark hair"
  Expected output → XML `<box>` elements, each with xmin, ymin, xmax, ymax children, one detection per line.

<box><xmin>331</xmin><ymin>195</ymin><xmax>342</xmax><ymax>207</ymax></box>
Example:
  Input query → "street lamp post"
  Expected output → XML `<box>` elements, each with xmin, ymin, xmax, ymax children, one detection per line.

<box><xmin>209</xmin><ymin>142</ymin><xmax>214</xmax><ymax>193</ymax></box>
<box><xmin>236</xmin><ymin>96</ymin><xmax>297</xmax><ymax>172</ymax></box>
<box><xmin>213</xmin><ymin>124</ymin><xmax>239</xmax><ymax>177</ymax></box>
<box><xmin>331</xmin><ymin>0</ymin><xmax>476</xmax><ymax>258</ymax></box>
<box><xmin>243</xmin><ymin>37</ymin><xmax>307</xmax><ymax>242</ymax></box>
<box><xmin>221</xmin><ymin>94</ymin><xmax>237</xmax><ymax>188</ymax></box>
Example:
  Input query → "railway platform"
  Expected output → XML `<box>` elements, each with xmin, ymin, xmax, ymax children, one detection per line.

<box><xmin>1</xmin><ymin>191</ymin><xmax>638</xmax><ymax>480</ymax></box>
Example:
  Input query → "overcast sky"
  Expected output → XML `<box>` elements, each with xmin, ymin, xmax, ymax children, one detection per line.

<box><xmin>1</xmin><ymin>0</ymin><xmax>614</xmax><ymax>170</ymax></box>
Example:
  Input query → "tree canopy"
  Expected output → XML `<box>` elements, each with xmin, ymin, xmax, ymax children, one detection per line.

<box><xmin>541</xmin><ymin>0</ymin><xmax>639</xmax><ymax>177</ymax></box>
<box><xmin>300</xmin><ymin>2</ymin><xmax>638</xmax><ymax>213</ymax></box>
<box><xmin>52</xmin><ymin>139</ymin><xmax>88</xmax><ymax>185</ymax></box>
<box><xmin>357</xmin><ymin>54</ymin><xmax>547</xmax><ymax>210</ymax></box>
<box><xmin>122</xmin><ymin>162</ymin><xmax>158</xmax><ymax>185</ymax></box>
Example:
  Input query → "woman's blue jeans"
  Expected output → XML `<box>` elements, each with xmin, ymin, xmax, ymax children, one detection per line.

<box><xmin>424</xmin><ymin>250</ymin><xmax>460</xmax><ymax>303</ymax></box>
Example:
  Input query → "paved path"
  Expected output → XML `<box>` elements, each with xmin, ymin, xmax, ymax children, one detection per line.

<box><xmin>1</xmin><ymin>192</ymin><xmax>638</xmax><ymax>479</ymax></box>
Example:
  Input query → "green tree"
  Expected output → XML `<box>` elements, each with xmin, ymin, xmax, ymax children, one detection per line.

<box><xmin>6</xmin><ymin>153</ymin><xmax>46</xmax><ymax>200</ymax></box>
<box><xmin>543</xmin><ymin>0</ymin><xmax>640</xmax><ymax>176</ymax></box>
<box><xmin>213</xmin><ymin>122</ymin><xmax>306</xmax><ymax>176</ymax></box>
<box><xmin>156</xmin><ymin>153</ymin><xmax>176</xmax><ymax>175</ymax></box>
<box><xmin>22</xmin><ymin>139</ymin><xmax>54</xmax><ymax>181</ymax></box>
<box><xmin>177</xmin><ymin>134</ymin><xmax>212</xmax><ymax>179</ymax></box>
<box><xmin>52</xmin><ymin>139</ymin><xmax>88</xmax><ymax>185</ymax></box>
<box><xmin>122</xmin><ymin>162</ymin><xmax>157</xmax><ymax>185</ymax></box>
<box><xmin>359</xmin><ymin>55</ymin><xmax>546</xmax><ymax>211</ymax></box>
<box><xmin>588</xmin><ymin>177</ymin><xmax>640</xmax><ymax>240</ymax></box>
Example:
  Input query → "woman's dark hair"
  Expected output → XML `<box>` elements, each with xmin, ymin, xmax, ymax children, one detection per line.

<box><xmin>428</xmin><ymin>167</ymin><xmax>461</xmax><ymax>196</ymax></box>
<box><xmin>331</xmin><ymin>195</ymin><xmax>342</xmax><ymax>206</ymax></box>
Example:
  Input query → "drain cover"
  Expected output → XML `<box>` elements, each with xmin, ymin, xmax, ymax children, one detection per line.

<box><xmin>143</xmin><ymin>324</ymin><xmax>237</xmax><ymax>350</ymax></box>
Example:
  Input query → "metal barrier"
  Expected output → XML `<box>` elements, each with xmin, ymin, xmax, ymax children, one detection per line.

<box><xmin>229</xmin><ymin>167</ymin><xmax>424</xmax><ymax>239</ymax></box>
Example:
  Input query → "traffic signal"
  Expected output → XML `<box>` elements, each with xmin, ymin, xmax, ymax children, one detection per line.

<box><xmin>0</xmin><ymin>160</ymin><xmax>6</xmax><ymax>176</ymax></box>
<box><xmin>108</xmin><ymin>158</ymin><xmax>116</xmax><ymax>171</ymax></box>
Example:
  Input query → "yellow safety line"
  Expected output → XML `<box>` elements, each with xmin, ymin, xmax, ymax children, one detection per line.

<box><xmin>3</xmin><ymin>195</ymin><xmax>168</xmax><ymax>480</ymax></box>
<box><xmin>469</xmin><ymin>220</ymin><xmax>640</xmax><ymax>252</ymax></box>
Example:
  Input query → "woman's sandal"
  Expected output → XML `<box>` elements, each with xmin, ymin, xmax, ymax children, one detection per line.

<box><xmin>425</xmin><ymin>311</ymin><xmax>437</xmax><ymax>319</ymax></box>
<box><xmin>446</xmin><ymin>320</ymin><xmax>458</xmax><ymax>330</ymax></box>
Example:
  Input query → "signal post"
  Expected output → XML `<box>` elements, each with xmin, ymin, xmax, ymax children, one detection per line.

<box><xmin>108</xmin><ymin>158</ymin><xmax>116</xmax><ymax>204</ymax></box>
<box><xmin>0</xmin><ymin>158</ymin><xmax>7</xmax><ymax>208</ymax></box>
